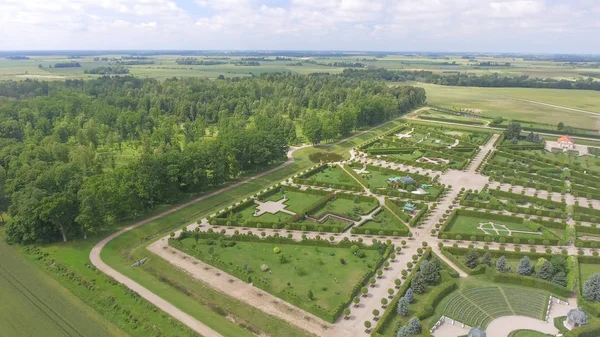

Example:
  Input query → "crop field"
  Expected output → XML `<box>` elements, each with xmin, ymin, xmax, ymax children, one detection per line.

<box><xmin>412</xmin><ymin>83</ymin><xmax>600</xmax><ymax>129</ymax></box>
<box><xmin>0</xmin><ymin>235</ymin><xmax>125</xmax><ymax>337</ymax></box>
<box><xmin>172</xmin><ymin>237</ymin><xmax>382</xmax><ymax>314</ymax></box>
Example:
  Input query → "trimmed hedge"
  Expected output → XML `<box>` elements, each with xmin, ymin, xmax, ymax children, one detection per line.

<box><xmin>415</xmin><ymin>280</ymin><xmax>458</xmax><ymax>320</ymax></box>
<box><xmin>484</xmin><ymin>266</ymin><xmax>572</xmax><ymax>298</ymax></box>
<box><xmin>418</xmin><ymin>115</ymin><xmax>486</xmax><ymax>125</ymax></box>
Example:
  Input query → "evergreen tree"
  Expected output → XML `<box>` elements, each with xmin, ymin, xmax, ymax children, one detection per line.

<box><xmin>550</xmin><ymin>256</ymin><xmax>568</xmax><ymax>274</ymax></box>
<box><xmin>481</xmin><ymin>252</ymin><xmax>492</xmax><ymax>267</ymax></box>
<box><xmin>517</xmin><ymin>256</ymin><xmax>533</xmax><ymax>276</ymax></box>
<box><xmin>421</xmin><ymin>260</ymin><xmax>440</xmax><ymax>285</ymax></box>
<box><xmin>496</xmin><ymin>256</ymin><xmax>508</xmax><ymax>272</ymax></box>
<box><xmin>537</xmin><ymin>261</ymin><xmax>554</xmax><ymax>281</ymax></box>
<box><xmin>397</xmin><ymin>296</ymin><xmax>409</xmax><ymax>317</ymax></box>
<box><xmin>396</xmin><ymin>326</ymin><xmax>410</xmax><ymax>337</ymax></box>
<box><xmin>405</xmin><ymin>288</ymin><xmax>414</xmax><ymax>303</ymax></box>
<box><xmin>411</xmin><ymin>272</ymin><xmax>426</xmax><ymax>294</ymax></box>
<box><xmin>583</xmin><ymin>273</ymin><xmax>600</xmax><ymax>302</ymax></box>
<box><xmin>464</xmin><ymin>249</ymin><xmax>480</xmax><ymax>269</ymax></box>
<box><xmin>407</xmin><ymin>317</ymin><xmax>421</xmax><ymax>335</ymax></box>
<box><xmin>552</xmin><ymin>272</ymin><xmax>567</xmax><ymax>287</ymax></box>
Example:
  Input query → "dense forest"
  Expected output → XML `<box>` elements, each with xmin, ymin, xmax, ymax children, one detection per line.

<box><xmin>0</xmin><ymin>73</ymin><xmax>425</xmax><ymax>244</ymax></box>
<box><xmin>341</xmin><ymin>68</ymin><xmax>600</xmax><ymax>90</ymax></box>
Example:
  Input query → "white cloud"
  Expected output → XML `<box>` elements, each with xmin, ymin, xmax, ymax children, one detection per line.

<box><xmin>0</xmin><ymin>0</ymin><xmax>598</xmax><ymax>52</ymax></box>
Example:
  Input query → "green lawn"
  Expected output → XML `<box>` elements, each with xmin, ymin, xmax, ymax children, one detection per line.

<box><xmin>174</xmin><ymin>238</ymin><xmax>381</xmax><ymax>312</ymax></box>
<box><xmin>265</xmin><ymin>190</ymin><xmax>324</xmax><ymax>213</ymax></box>
<box><xmin>306</xmin><ymin>165</ymin><xmax>361</xmax><ymax>187</ymax></box>
<box><xmin>446</xmin><ymin>215</ymin><xmax>545</xmax><ymax>239</ymax></box>
<box><xmin>580</xmin><ymin>263</ymin><xmax>600</xmax><ymax>283</ymax></box>
<box><xmin>313</xmin><ymin>197</ymin><xmax>379</xmax><ymax>220</ymax></box>
<box><xmin>360</xmin><ymin>208</ymin><xmax>410</xmax><ymax>232</ymax></box>
<box><xmin>0</xmin><ymin>234</ymin><xmax>126</xmax><ymax>337</ymax></box>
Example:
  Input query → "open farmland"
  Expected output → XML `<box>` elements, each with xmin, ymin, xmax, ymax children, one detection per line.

<box><xmin>0</xmin><ymin>234</ymin><xmax>125</xmax><ymax>337</ymax></box>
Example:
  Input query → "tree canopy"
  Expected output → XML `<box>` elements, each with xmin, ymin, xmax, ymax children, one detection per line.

<box><xmin>0</xmin><ymin>73</ymin><xmax>425</xmax><ymax>244</ymax></box>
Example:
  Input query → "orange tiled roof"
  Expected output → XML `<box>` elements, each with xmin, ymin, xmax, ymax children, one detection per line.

<box><xmin>558</xmin><ymin>136</ymin><xmax>574</xmax><ymax>143</ymax></box>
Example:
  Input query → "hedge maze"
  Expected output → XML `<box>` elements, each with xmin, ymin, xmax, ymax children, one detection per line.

<box><xmin>358</xmin><ymin>123</ymin><xmax>490</xmax><ymax>171</ymax></box>
<box><xmin>444</xmin><ymin>286</ymin><xmax>548</xmax><ymax>328</ymax></box>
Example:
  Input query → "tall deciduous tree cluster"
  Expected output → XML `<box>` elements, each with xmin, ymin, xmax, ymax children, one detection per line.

<box><xmin>0</xmin><ymin>73</ymin><xmax>425</xmax><ymax>243</ymax></box>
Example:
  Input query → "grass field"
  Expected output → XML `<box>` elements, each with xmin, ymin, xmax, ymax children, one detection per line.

<box><xmin>579</xmin><ymin>263</ymin><xmax>600</xmax><ymax>283</ymax></box>
<box><xmin>446</xmin><ymin>215</ymin><xmax>549</xmax><ymax>239</ymax></box>
<box><xmin>313</xmin><ymin>196</ymin><xmax>378</xmax><ymax>220</ymax></box>
<box><xmin>0</xmin><ymin>231</ymin><xmax>125</xmax><ymax>337</ymax></box>
<box><xmin>360</xmin><ymin>208</ymin><xmax>410</xmax><ymax>233</ymax></box>
<box><xmin>305</xmin><ymin>165</ymin><xmax>362</xmax><ymax>187</ymax></box>
<box><xmin>174</xmin><ymin>238</ymin><xmax>381</xmax><ymax>312</ymax></box>
<box><xmin>412</xmin><ymin>83</ymin><xmax>600</xmax><ymax>129</ymax></box>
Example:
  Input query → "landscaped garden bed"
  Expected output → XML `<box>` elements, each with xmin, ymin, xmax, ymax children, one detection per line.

<box><xmin>169</xmin><ymin>231</ymin><xmax>393</xmax><ymax>323</ymax></box>
<box><xmin>439</xmin><ymin>209</ymin><xmax>564</xmax><ymax>245</ymax></box>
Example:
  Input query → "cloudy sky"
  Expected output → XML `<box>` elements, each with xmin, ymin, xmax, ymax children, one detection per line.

<box><xmin>1</xmin><ymin>0</ymin><xmax>599</xmax><ymax>53</ymax></box>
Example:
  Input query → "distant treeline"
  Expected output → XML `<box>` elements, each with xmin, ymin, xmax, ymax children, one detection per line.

<box><xmin>175</xmin><ymin>58</ymin><xmax>228</xmax><ymax>66</ymax></box>
<box><xmin>233</xmin><ymin>61</ymin><xmax>260</xmax><ymax>66</ymax></box>
<box><xmin>6</xmin><ymin>56</ymin><xmax>29</xmax><ymax>60</ymax></box>
<box><xmin>241</xmin><ymin>57</ymin><xmax>292</xmax><ymax>61</ymax></box>
<box><xmin>54</xmin><ymin>62</ymin><xmax>81</xmax><ymax>68</ymax></box>
<box><xmin>475</xmin><ymin>62</ymin><xmax>511</xmax><ymax>67</ymax></box>
<box><xmin>341</xmin><ymin>68</ymin><xmax>600</xmax><ymax>91</ymax></box>
<box><xmin>116</xmin><ymin>60</ymin><xmax>154</xmax><ymax>65</ymax></box>
<box><xmin>84</xmin><ymin>66</ymin><xmax>129</xmax><ymax>74</ymax></box>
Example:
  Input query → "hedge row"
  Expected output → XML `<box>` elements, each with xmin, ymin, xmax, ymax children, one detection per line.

<box><xmin>409</xmin><ymin>204</ymin><xmax>429</xmax><ymax>228</ymax></box>
<box><xmin>295</xmin><ymin>177</ymin><xmax>363</xmax><ymax>192</ymax></box>
<box><xmin>418</xmin><ymin>115</ymin><xmax>486</xmax><ymax>125</ymax></box>
<box><xmin>415</xmin><ymin>280</ymin><xmax>458</xmax><ymax>320</ymax></box>
<box><xmin>484</xmin><ymin>266</ymin><xmax>572</xmax><ymax>297</ymax></box>
<box><xmin>440</xmin><ymin>248</ymin><xmax>486</xmax><ymax>275</ymax></box>
<box><xmin>371</xmin><ymin>185</ymin><xmax>444</xmax><ymax>201</ymax></box>
<box><xmin>490</xmin><ymin>123</ymin><xmax>600</xmax><ymax>140</ymax></box>
<box><xmin>385</xmin><ymin>198</ymin><xmax>411</xmax><ymax>222</ymax></box>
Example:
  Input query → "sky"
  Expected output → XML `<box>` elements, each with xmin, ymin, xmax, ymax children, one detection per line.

<box><xmin>1</xmin><ymin>0</ymin><xmax>599</xmax><ymax>53</ymax></box>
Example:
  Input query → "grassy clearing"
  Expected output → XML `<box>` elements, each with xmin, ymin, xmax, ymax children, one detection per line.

<box><xmin>174</xmin><ymin>238</ymin><xmax>380</xmax><ymax>312</ymax></box>
<box><xmin>510</xmin><ymin>331</ymin><xmax>553</xmax><ymax>337</ymax></box>
<box><xmin>0</xmin><ymin>230</ymin><xmax>126</xmax><ymax>337</ymax></box>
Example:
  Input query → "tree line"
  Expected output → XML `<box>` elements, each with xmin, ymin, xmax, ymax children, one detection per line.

<box><xmin>0</xmin><ymin>73</ymin><xmax>424</xmax><ymax>244</ymax></box>
<box><xmin>84</xmin><ymin>66</ymin><xmax>129</xmax><ymax>75</ymax></box>
<box><xmin>341</xmin><ymin>68</ymin><xmax>600</xmax><ymax>91</ymax></box>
